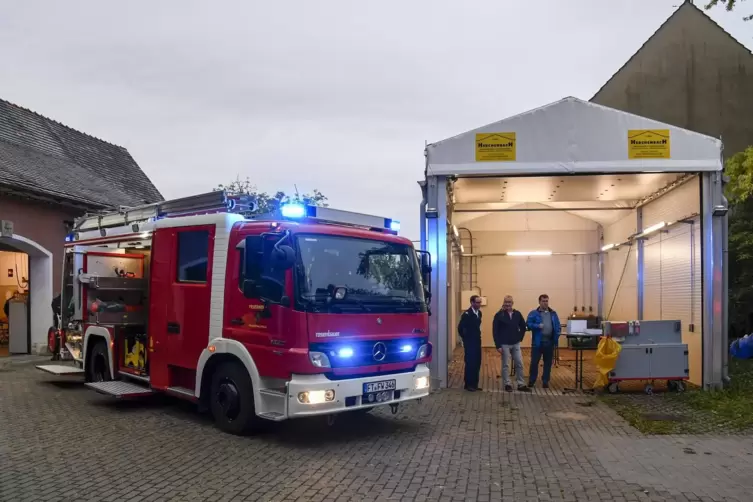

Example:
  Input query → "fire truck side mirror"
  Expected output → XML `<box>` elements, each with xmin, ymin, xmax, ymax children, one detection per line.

<box><xmin>416</xmin><ymin>250</ymin><xmax>432</xmax><ymax>293</ymax></box>
<box><xmin>417</xmin><ymin>251</ymin><xmax>432</xmax><ymax>275</ymax></box>
<box><xmin>270</xmin><ymin>245</ymin><xmax>296</xmax><ymax>269</ymax></box>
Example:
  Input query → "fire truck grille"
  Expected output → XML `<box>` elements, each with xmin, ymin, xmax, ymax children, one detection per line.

<box><xmin>310</xmin><ymin>337</ymin><xmax>428</xmax><ymax>368</ymax></box>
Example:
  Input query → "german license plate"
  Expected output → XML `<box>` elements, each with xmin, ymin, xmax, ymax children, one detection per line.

<box><xmin>363</xmin><ymin>379</ymin><xmax>396</xmax><ymax>393</ymax></box>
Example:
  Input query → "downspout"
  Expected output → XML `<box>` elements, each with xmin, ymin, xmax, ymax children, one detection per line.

<box><xmin>721</xmin><ymin>140</ymin><xmax>730</xmax><ymax>386</ymax></box>
<box><xmin>419</xmin><ymin>197</ymin><xmax>427</xmax><ymax>252</ymax></box>
<box><xmin>722</xmin><ymin>201</ymin><xmax>730</xmax><ymax>385</ymax></box>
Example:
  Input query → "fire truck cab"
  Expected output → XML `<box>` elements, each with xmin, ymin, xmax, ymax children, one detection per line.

<box><xmin>37</xmin><ymin>191</ymin><xmax>433</xmax><ymax>435</ymax></box>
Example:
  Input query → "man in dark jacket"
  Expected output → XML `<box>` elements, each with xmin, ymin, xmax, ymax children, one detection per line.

<box><xmin>493</xmin><ymin>295</ymin><xmax>531</xmax><ymax>392</ymax></box>
<box><xmin>458</xmin><ymin>295</ymin><xmax>483</xmax><ymax>391</ymax></box>
<box><xmin>526</xmin><ymin>294</ymin><xmax>561</xmax><ymax>389</ymax></box>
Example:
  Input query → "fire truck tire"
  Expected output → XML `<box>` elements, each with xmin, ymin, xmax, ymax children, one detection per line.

<box><xmin>87</xmin><ymin>339</ymin><xmax>112</xmax><ymax>383</ymax></box>
<box><xmin>210</xmin><ymin>361</ymin><xmax>261</xmax><ymax>435</ymax></box>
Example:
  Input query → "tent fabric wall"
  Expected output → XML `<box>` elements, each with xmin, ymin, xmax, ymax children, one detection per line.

<box><xmin>466</xmin><ymin>229</ymin><xmax>598</xmax><ymax>347</ymax></box>
<box><xmin>642</xmin><ymin>177</ymin><xmax>702</xmax><ymax>384</ymax></box>
<box><xmin>602</xmin><ymin>213</ymin><xmax>638</xmax><ymax>321</ymax></box>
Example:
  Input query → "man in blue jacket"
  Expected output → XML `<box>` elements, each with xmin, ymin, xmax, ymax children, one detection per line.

<box><xmin>526</xmin><ymin>294</ymin><xmax>561</xmax><ymax>389</ymax></box>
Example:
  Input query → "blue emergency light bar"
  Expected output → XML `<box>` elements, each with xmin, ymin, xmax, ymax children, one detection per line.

<box><xmin>279</xmin><ymin>203</ymin><xmax>400</xmax><ymax>234</ymax></box>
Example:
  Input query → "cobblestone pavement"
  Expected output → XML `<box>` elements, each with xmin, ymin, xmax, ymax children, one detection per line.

<box><xmin>2</xmin><ymin>365</ymin><xmax>753</xmax><ymax>502</ymax></box>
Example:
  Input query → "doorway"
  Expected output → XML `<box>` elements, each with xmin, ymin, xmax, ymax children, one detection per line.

<box><xmin>0</xmin><ymin>233</ymin><xmax>53</xmax><ymax>357</ymax></box>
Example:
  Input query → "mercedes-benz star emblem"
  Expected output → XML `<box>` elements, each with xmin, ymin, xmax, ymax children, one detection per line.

<box><xmin>376</xmin><ymin>317</ymin><xmax>383</xmax><ymax>325</ymax></box>
<box><xmin>372</xmin><ymin>342</ymin><xmax>387</xmax><ymax>362</ymax></box>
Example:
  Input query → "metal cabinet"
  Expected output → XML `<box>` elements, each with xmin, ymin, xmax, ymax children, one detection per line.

<box><xmin>611</xmin><ymin>345</ymin><xmax>652</xmax><ymax>379</ymax></box>
<box><xmin>650</xmin><ymin>344</ymin><xmax>689</xmax><ymax>380</ymax></box>
<box><xmin>611</xmin><ymin>343</ymin><xmax>688</xmax><ymax>381</ymax></box>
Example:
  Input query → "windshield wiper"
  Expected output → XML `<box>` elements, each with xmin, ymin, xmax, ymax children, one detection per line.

<box><xmin>338</xmin><ymin>297</ymin><xmax>372</xmax><ymax>312</ymax></box>
<box><xmin>300</xmin><ymin>296</ymin><xmax>327</xmax><ymax>313</ymax></box>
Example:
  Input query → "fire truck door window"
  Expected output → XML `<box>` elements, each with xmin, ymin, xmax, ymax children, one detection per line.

<box><xmin>239</xmin><ymin>236</ymin><xmax>262</xmax><ymax>292</ymax></box>
<box><xmin>259</xmin><ymin>242</ymin><xmax>286</xmax><ymax>303</ymax></box>
<box><xmin>177</xmin><ymin>230</ymin><xmax>210</xmax><ymax>283</ymax></box>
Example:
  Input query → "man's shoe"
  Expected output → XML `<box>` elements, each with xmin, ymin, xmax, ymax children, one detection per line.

<box><xmin>475</xmin><ymin>387</ymin><xmax>482</xmax><ymax>391</ymax></box>
<box><xmin>464</xmin><ymin>386</ymin><xmax>476</xmax><ymax>392</ymax></box>
<box><xmin>528</xmin><ymin>382</ymin><xmax>535</xmax><ymax>388</ymax></box>
<box><xmin>505</xmin><ymin>384</ymin><xmax>513</xmax><ymax>392</ymax></box>
<box><xmin>542</xmin><ymin>383</ymin><xmax>549</xmax><ymax>389</ymax></box>
<box><xmin>517</xmin><ymin>385</ymin><xmax>532</xmax><ymax>393</ymax></box>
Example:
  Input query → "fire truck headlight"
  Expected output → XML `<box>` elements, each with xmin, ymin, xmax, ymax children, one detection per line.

<box><xmin>298</xmin><ymin>389</ymin><xmax>335</xmax><ymax>404</ymax></box>
<box><xmin>414</xmin><ymin>376</ymin><xmax>430</xmax><ymax>390</ymax></box>
<box><xmin>309</xmin><ymin>351</ymin><xmax>331</xmax><ymax>368</ymax></box>
<box><xmin>416</xmin><ymin>344</ymin><xmax>431</xmax><ymax>360</ymax></box>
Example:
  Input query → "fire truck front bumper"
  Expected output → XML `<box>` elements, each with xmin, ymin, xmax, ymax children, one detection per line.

<box><xmin>286</xmin><ymin>364</ymin><xmax>431</xmax><ymax>418</ymax></box>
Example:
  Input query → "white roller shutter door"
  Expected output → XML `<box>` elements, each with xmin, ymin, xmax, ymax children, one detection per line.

<box><xmin>641</xmin><ymin>176</ymin><xmax>701</xmax><ymax>384</ymax></box>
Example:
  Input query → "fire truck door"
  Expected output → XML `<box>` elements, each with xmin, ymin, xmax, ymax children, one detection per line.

<box><xmin>149</xmin><ymin>225</ymin><xmax>216</xmax><ymax>387</ymax></box>
<box><xmin>224</xmin><ymin>235</ymin><xmax>289</xmax><ymax>380</ymax></box>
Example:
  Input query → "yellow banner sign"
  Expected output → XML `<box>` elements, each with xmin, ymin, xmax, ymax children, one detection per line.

<box><xmin>475</xmin><ymin>132</ymin><xmax>516</xmax><ymax>162</ymax></box>
<box><xmin>628</xmin><ymin>129</ymin><xmax>670</xmax><ymax>159</ymax></box>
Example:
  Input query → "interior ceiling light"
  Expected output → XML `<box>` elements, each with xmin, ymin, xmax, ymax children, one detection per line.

<box><xmin>506</xmin><ymin>251</ymin><xmax>552</xmax><ymax>257</ymax></box>
<box><xmin>641</xmin><ymin>221</ymin><xmax>666</xmax><ymax>236</ymax></box>
<box><xmin>601</xmin><ymin>243</ymin><xmax>615</xmax><ymax>251</ymax></box>
<box><xmin>452</xmin><ymin>225</ymin><xmax>459</xmax><ymax>238</ymax></box>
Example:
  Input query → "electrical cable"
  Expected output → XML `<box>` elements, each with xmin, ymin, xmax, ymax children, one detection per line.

<box><xmin>606</xmin><ymin>241</ymin><xmax>634</xmax><ymax>321</ymax></box>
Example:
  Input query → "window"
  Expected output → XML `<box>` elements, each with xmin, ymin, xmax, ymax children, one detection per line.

<box><xmin>177</xmin><ymin>230</ymin><xmax>210</xmax><ymax>283</ymax></box>
<box><xmin>296</xmin><ymin>235</ymin><xmax>423</xmax><ymax>301</ymax></box>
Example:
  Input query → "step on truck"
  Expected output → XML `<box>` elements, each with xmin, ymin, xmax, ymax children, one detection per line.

<box><xmin>37</xmin><ymin>191</ymin><xmax>433</xmax><ymax>435</ymax></box>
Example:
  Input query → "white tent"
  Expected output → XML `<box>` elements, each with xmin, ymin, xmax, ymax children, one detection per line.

<box><xmin>427</xmin><ymin>96</ymin><xmax>721</xmax><ymax>176</ymax></box>
<box><xmin>420</xmin><ymin>96</ymin><xmax>727</xmax><ymax>391</ymax></box>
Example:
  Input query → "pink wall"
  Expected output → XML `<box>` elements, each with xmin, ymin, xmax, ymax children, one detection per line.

<box><xmin>0</xmin><ymin>197</ymin><xmax>81</xmax><ymax>293</ymax></box>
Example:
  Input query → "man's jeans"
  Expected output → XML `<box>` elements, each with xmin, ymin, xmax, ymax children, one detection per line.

<box><xmin>529</xmin><ymin>342</ymin><xmax>555</xmax><ymax>386</ymax></box>
<box><xmin>501</xmin><ymin>343</ymin><xmax>525</xmax><ymax>387</ymax></box>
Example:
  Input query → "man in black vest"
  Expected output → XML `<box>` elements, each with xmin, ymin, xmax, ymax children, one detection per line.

<box><xmin>458</xmin><ymin>295</ymin><xmax>483</xmax><ymax>391</ymax></box>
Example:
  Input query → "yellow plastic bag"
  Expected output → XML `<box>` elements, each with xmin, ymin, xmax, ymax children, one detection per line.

<box><xmin>593</xmin><ymin>337</ymin><xmax>622</xmax><ymax>389</ymax></box>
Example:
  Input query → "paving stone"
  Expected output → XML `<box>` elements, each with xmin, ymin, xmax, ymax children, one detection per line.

<box><xmin>1</xmin><ymin>364</ymin><xmax>752</xmax><ymax>501</ymax></box>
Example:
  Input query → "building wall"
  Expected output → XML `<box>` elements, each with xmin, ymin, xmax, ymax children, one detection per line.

<box><xmin>0</xmin><ymin>196</ymin><xmax>79</xmax><ymax>293</ymax></box>
<box><xmin>591</xmin><ymin>4</ymin><xmax>753</xmax><ymax>155</ymax></box>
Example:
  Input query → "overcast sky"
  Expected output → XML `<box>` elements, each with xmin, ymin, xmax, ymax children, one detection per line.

<box><xmin>1</xmin><ymin>0</ymin><xmax>750</xmax><ymax>241</ymax></box>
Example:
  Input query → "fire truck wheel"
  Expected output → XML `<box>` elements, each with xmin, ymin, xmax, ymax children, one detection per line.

<box><xmin>87</xmin><ymin>340</ymin><xmax>112</xmax><ymax>383</ymax></box>
<box><xmin>210</xmin><ymin>361</ymin><xmax>260</xmax><ymax>435</ymax></box>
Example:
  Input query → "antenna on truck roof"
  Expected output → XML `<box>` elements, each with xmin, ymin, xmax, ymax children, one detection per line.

<box><xmin>73</xmin><ymin>190</ymin><xmax>257</xmax><ymax>233</ymax></box>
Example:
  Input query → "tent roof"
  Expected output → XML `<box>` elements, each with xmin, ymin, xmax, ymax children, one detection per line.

<box><xmin>426</xmin><ymin>97</ymin><xmax>723</xmax><ymax>177</ymax></box>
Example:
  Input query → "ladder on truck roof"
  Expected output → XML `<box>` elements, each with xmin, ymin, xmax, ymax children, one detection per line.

<box><xmin>74</xmin><ymin>190</ymin><xmax>257</xmax><ymax>233</ymax></box>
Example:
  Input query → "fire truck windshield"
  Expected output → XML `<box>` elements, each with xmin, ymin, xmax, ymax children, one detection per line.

<box><xmin>295</xmin><ymin>234</ymin><xmax>425</xmax><ymax>312</ymax></box>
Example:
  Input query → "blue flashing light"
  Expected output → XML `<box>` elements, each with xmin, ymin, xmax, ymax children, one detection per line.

<box><xmin>400</xmin><ymin>344</ymin><xmax>413</xmax><ymax>353</ymax></box>
<box><xmin>64</xmin><ymin>233</ymin><xmax>75</xmax><ymax>242</ymax></box>
<box><xmin>338</xmin><ymin>347</ymin><xmax>354</xmax><ymax>358</ymax></box>
<box><xmin>389</xmin><ymin>220</ymin><xmax>401</xmax><ymax>232</ymax></box>
<box><xmin>281</xmin><ymin>203</ymin><xmax>306</xmax><ymax>219</ymax></box>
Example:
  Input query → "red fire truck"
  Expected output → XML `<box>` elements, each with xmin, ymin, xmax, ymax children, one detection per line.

<box><xmin>37</xmin><ymin>191</ymin><xmax>433</xmax><ymax>435</ymax></box>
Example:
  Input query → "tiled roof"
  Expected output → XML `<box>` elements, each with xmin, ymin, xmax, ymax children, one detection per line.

<box><xmin>0</xmin><ymin>99</ymin><xmax>163</xmax><ymax>208</ymax></box>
